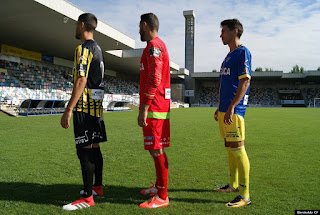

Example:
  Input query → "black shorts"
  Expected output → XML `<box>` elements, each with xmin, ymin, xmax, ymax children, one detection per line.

<box><xmin>73</xmin><ymin>111</ymin><xmax>107</xmax><ymax>148</ymax></box>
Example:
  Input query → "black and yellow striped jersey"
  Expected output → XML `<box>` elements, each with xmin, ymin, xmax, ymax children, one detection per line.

<box><xmin>72</xmin><ymin>39</ymin><xmax>105</xmax><ymax>117</ymax></box>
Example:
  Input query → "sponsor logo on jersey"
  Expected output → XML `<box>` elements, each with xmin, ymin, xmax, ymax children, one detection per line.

<box><xmin>242</xmin><ymin>59</ymin><xmax>248</xmax><ymax>66</ymax></box>
<box><xmin>91</xmin><ymin>89</ymin><xmax>104</xmax><ymax>100</ymax></box>
<box><xmin>149</xmin><ymin>48</ymin><xmax>161</xmax><ymax>57</ymax></box>
<box><xmin>243</xmin><ymin>95</ymin><xmax>249</xmax><ymax>105</ymax></box>
<box><xmin>220</xmin><ymin>67</ymin><xmax>231</xmax><ymax>75</ymax></box>
<box><xmin>165</xmin><ymin>88</ymin><xmax>171</xmax><ymax>99</ymax></box>
<box><xmin>144</xmin><ymin>142</ymin><xmax>153</xmax><ymax>145</ymax></box>
<box><xmin>242</xmin><ymin>67</ymin><xmax>249</xmax><ymax>75</ymax></box>
<box><xmin>140</xmin><ymin>63</ymin><xmax>144</xmax><ymax>71</ymax></box>
<box><xmin>79</xmin><ymin>64</ymin><xmax>84</xmax><ymax>73</ymax></box>
<box><xmin>160</xmin><ymin>141</ymin><xmax>170</xmax><ymax>145</ymax></box>
<box><xmin>79</xmin><ymin>54</ymin><xmax>87</xmax><ymax>66</ymax></box>
<box><xmin>145</xmin><ymin>136</ymin><xmax>154</xmax><ymax>140</ymax></box>
<box><xmin>242</xmin><ymin>60</ymin><xmax>249</xmax><ymax>75</ymax></box>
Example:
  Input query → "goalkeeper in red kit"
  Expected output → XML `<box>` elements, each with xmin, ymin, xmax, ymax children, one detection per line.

<box><xmin>137</xmin><ymin>13</ymin><xmax>171</xmax><ymax>209</ymax></box>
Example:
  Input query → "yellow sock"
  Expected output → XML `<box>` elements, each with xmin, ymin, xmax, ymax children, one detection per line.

<box><xmin>226</xmin><ymin>147</ymin><xmax>238</xmax><ymax>189</ymax></box>
<box><xmin>231</xmin><ymin>146</ymin><xmax>250</xmax><ymax>199</ymax></box>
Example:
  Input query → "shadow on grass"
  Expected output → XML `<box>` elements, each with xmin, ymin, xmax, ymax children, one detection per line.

<box><xmin>0</xmin><ymin>183</ymin><xmax>142</xmax><ymax>206</ymax></box>
<box><xmin>0</xmin><ymin>183</ymin><xmax>222</xmax><ymax>206</ymax></box>
<box><xmin>169</xmin><ymin>188</ymin><xmax>213</xmax><ymax>193</ymax></box>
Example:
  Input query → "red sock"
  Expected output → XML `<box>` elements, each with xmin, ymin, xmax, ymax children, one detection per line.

<box><xmin>153</xmin><ymin>153</ymin><xmax>168</xmax><ymax>200</ymax></box>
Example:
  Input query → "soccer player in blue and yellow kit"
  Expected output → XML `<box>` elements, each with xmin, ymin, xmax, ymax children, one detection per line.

<box><xmin>213</xmin><ymin>19</ymin><xmax>251</xmax><ymax>208</ymax></box>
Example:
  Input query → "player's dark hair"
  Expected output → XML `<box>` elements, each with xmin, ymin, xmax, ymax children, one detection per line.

<box><xmin>140</xmin><ymin>13</ymin><xmax>159</xmax><ymax>32</ymax></box>
<box><xmin>221</xmin><ymin>19</ymin><xmax>243</xmax><ymax>38</ymax></box>
<box><xmin>78</xmin><ymin>13</ymin><xmax>97</xmax><ymax>32</ymax></box>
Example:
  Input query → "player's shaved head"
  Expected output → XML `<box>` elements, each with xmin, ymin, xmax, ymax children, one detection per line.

<box><xmin>221</xmin><ymin>19</ymin><xmax>243</xmax><ymax>39</ymax></box>
<box><xmin>78</xmin><ymin>13</ymin><xmax>97</xmax><ymax>32</ymax></box>
<box><xmin>140</xmin><ymin>13</ymin><xmax>159</xmax><ymax>32</ymax></box>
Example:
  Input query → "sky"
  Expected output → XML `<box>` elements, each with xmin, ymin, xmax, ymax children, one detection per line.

<box><xmin>68</xmin><ymin>0</ymin><xmax>320</xmax><ymax>73</ymax></box>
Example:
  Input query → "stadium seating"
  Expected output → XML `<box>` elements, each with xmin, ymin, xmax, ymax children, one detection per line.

<box><xmin>1</xmin><ymin>59</ymin><xmax>319</xmax><ymax>109</ymax></box>
<box><xmin>4</xmin><ymin>61</ymin><xmax>73</xmax><ymax>91</ymax></box>
<box><xmin>0</xmin><ymin>71</ymin><xmax>22</xmax><ymax>88</ymax></box>
<box><xmin>306</xmin><ymin>88</ymin><xmax>320</xmax><ymax>106</ymax></box>
<box><xmin>104</xmin><ymin>75</ymin><xmax>139</xmax><ymax>95</ymax></box>
<box><xmin>248</xmin><ymin>88</ymin><xmax>277</xmax><ymax>106</ymax></box>
<box><xmin>0</xmin><ymin>59</ymin><xmax>139</xmax><ymax>108</ymax></box>
<box><xmin>199</xmin><ymin>87</ymin><xmax>219</xmax><ymax>105</ymax></box>
<box><xmin>0</xmin><ymin>86</ymin><xmax>70</xmax><ymax>103</ymax></box>
<box><xmin>198</xmin><ymin>87</ymin><xmax>278</xmax><ymax>106</ymax></box>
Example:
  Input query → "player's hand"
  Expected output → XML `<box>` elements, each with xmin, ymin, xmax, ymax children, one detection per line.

<box><xmin>138</xmin><ymin>110</ymin><xmax>148</xmax><ymax>127</ymax></box>
<box><xmin>61</xmin><ymin>109</ymin><xmax>72</xmax><ymax>129</ymax></box>
<box><xmin>224</xmin><ymin>107</ymin><xmax>234</xmax><ymax>125</ymax></box>
<box><xmin>214</xmin><ymin>108</ymin><xmax>219</xmax><ymax>121</ymax></box>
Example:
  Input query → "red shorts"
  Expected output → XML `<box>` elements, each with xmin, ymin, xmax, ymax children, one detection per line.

<box><xmin>143</xmin><ymin>118</ymin><xmax>170</xmax><ymax>150</ymax></box>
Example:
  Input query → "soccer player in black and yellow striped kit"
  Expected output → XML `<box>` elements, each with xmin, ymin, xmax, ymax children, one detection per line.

<box><xmin>60</xmin><ymin>13</ymin><xmax>106</xmax><ymax>211</ymax></box>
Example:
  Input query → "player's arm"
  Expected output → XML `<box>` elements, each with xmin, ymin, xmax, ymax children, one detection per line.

<box><xmin>143</xmin><ymin>46</ymin><xmax>163</xmax><ymax>104</ymax></box>
<box><xmin>61</xmin><ymin>45</ymin><xmax>90</xmax><ymax>129</ymax></box>
<box><xmin>138</xmin><ymin>45</ymin><xmax>163</xmax><ymax>127</ymax></box>
<box><xmin>214</xmin><ymin>108</ymin><xmax>219</xmax><ymax>122</ymax></box>
<box><xmin>224</xmin><ymin>77</ymin><xmax>250</xmax><ymax>125</ymax></box>
<box><xmin>61</xmin><ymin>76</ymin><xmax>87</xmax><ymax>129</ymax></box>
<box><xmin>224</xmin><ymin>49</ymin><xmax>251</xmax><ymax>125</ymax></box>
<box><xmin>138</xmin><ymin>103</ymin><xmax>150</xmax><ymax>127</ymax></box>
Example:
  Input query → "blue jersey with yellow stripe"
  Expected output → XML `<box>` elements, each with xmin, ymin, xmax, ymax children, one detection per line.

<box><xmin>218</xmin><ymin>45</ymin><xmax>251</xmax><ymax>118</ymax></box>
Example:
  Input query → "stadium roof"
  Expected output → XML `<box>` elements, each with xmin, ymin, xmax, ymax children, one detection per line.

<box><xmin>0</xmin><ymin>0</ymin><xmax>180</xmax><ymax>75</ymax></box>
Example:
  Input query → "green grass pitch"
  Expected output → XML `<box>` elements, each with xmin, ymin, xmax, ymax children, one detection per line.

<box><xmin>0</xmin><ymin>107</ymin><xmax>319</xmax><ymax>214</ymax></box>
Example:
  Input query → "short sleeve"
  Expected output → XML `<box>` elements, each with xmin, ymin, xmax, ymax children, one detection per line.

<box><xmin>75</xmin><ymin>45</ymin><xmax>92</xmax><ymax>78</ymax></box>
<box><xmin>238</xmin><ymin>49</ymin><xmax>251</xmax><ymax>80</ymax></box>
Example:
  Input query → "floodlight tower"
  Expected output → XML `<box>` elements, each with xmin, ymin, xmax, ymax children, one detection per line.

<box><xmin>183</xmin><ymin>10</ymin><xmax>195</xmax><ymax>104</ymax></box>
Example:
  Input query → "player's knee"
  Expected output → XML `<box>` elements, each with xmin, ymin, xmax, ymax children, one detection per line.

<box><xmin>149</xmin><ymin>149</ymin><xmax>163</xmax><ymax>157</ymax></box>
<box><xmin>92</xmin><ymin>143</ymin><xmax>100</xmax><ymax>148</ymax></box>
<box><xmin>225</xmin><ymin>139</ymin><xmax>230</xmax><ymax>147</ymax></box>
<box><xmin>229</xmin><ymin>141</ymin><xmax>244</xmax><ymax>148</ymax></box>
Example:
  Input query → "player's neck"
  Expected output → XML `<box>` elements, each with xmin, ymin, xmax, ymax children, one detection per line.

<box><xmin>146</xmin><ymin>31</ymin><xmax>158</xmax><ymax>42</ymax></box>
<box><xmin>228</xmin><ymin>39</ymin><xmax>241</xmax><ymax>52</ymax></box>
<box><xmin>81</xmin><ymin>32</ymin><xmax>94</xmax><ymax>43</ymax></box>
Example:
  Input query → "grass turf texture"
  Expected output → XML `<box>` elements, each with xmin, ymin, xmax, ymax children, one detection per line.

<box><xmin>0</xmin><ymin>108</ymin><xmax>319</xmax><ymax>215</ymax></box>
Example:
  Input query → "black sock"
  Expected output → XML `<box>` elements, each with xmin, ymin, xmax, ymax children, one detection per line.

<box><xmin>77</xmin><ymin>147</ymin><xmax>95</xmax><ymax>197</ymax></box>
<box><xmin>92</xmin><ymin>147</ymin><xmax>103</xmax><ymax>186</ymax></box>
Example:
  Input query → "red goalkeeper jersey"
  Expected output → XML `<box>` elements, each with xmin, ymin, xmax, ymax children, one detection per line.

<box><xmin>139</xmin><ymin>37</ymin><xmax>170</xmax><ymax>119</ymax></box>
